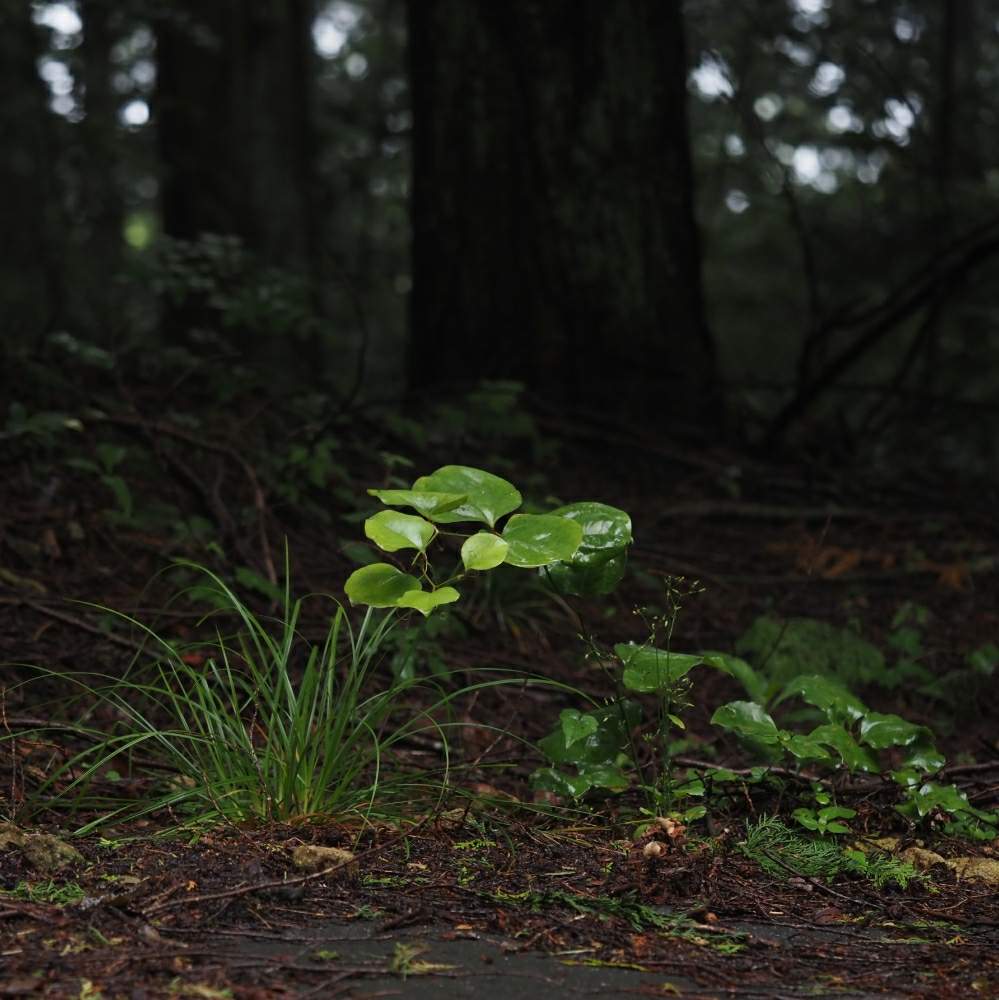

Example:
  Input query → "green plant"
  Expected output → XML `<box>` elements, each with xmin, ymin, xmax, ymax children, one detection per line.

<box><xmin>15</xmin><ymin>562</ymin><xmax>466</xmax><ymax>830</ymax></box>
<box><xmin>709</xmin><ymin>670</ymin><xmax>998</xmax><ymax>836</ymax></box>
<box><xmin>741</xmin><ymin>817</ymin><xmax>923</xmax><ymax>890</ymax></box>
<box><xmin>533</xmin><ymin>579</ymin><xmax>713</xmax><ymax>818</ymax></box>
<box><xmin>0</xmin><ymin>879</ymin><xmax>86</xmax><ymax>905</ymax></box>
<box><xmin>344</xmin><ymin>465</ymin><xmax>633</xmax><ymax>615</ymax></box>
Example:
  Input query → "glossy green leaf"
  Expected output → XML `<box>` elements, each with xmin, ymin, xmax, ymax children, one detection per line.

<box><xmin>364</xmin><ymin>510</ymin><xmax>436</xmax><ymax>553</ymax></box>
<box><xmin>701</xmin><ymin>652</ymin><xmax>769</xmax><ymax>705</ymax></box>
<box><xmin>779</xmin><ymin>732</ymin><xmax>831</xmax><ymax>761</ymax></box>
<box><xmin>779</xmin><ymin>674</ymin><xmax>868</xmax><ymax>724</ymax></box>
<box><xmin>544</xmin><ymin>502</ymin><xmax>631</xmax><ymax>597</ymax></box>
<box><xmin>395</xmin><ymin>586</ymin><xmax>460</xmax><ymax>616</ymax></box>
<box><xmin>367</xmin><ymin>488</ymin><xmax>467</xmax><ymax>519</ymax></box>
<box><xmin>710</xmin><ymin>701</ymin><xmax>781</xmax><ymax>743</ymax></box>
<box><xmin>460</xmin><ymin>532</ymin><xmax>508</xmax><ymax>571</ymax></box>
<box><xmin>502</xmin><ymin>513</ymin><xmax>582</xmax><ymax>568</ymax></box>
<box><xmin>902</xmin><ymin>743</ymin><xmax>946</xmax><ymax>773</ymax></box>
<box><xmin>615</xmin><ymin>643</ymin><xmax>705</xmax><ymax>693</ymax></box>
<box><xmin>545</xmin><ymin>548</ymin><xmax>628</xmax><ymax>597</ymax></box>
<box><xmin>538</xmin><ymin>700</ymin><xmax>640</xmax><ymax>766</ymax></box>
<box><xmin>578</xmin><ymin>763</ymin><xmax>630</xmax><ymax>792</ymax></box>
<box><xmin>551</xmin><ymin>502</ymin><xmax>632</xmax><ymax>549</ymax></box>
<box><xmin>905</xmin><ymin>781</ymin><xmax>973</xmax><ymax>819</ymax></box>
<box><xmin>531</xmin><ymin>767</ymin><xmax>592</xmax><ymax>800</ymax></box>
<box><xmin>412</xmin><ymin>466</ymin><xmax>521</xmax><ymax>527</ymax></box>
<box><xmin>809</xmin><ymin>724</ymin><xmax>880</xmax><ymax>772</ymax></box>
<box><xmin>859</xmin><ymin>712</ymin><xmax>932</xmax><ymax>750</ymax></box>
<box><xmin>559</xmin><ymin>709</ymin><xmax>598</xmax><ymax>749</ymax></box>
<box><xmin>344</xmin><ymin>563</ymin><xmax>421</xmax><ymax>608</ymax></box>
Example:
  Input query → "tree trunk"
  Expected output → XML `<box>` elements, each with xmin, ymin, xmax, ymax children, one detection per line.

<box><xmin>0</xmin><ymin>4</ymin><xmax>59</xmax><ymax>346</ymax></box>
<box><xmin>407</xmin><ymin>0</ymin><xmax>717</xmax><ymax>429</ymax></box>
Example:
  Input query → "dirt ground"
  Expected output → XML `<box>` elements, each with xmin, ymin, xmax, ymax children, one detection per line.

<box><xmin>2</xmin><ymin>415</ymin><xmax>998</xmax><ymax>997</ymax></box>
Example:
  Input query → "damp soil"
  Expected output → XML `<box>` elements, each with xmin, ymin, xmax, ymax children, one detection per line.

<box><xmin>2</xmin><ymin>415</ymin><xmax>998</xmax><ymax>997</ymax></box>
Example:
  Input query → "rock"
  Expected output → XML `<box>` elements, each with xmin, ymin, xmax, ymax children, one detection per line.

<box><xmin>290</xmin><ymin>844</ymin><xmax>356</xmax><ymax>870</ymax></box>
<box><xmin>945</xmin><ymin>857</ymin><xmax>999</xmax><ymax>884</ymax></box>
<box><xmin>0</xmin><ymin>823</ymin><xmax>83</xmax><ymax>872</ymax></box>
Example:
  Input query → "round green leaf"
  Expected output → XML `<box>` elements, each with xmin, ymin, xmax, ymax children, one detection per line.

<box><xmin>364</xmin><ymin>510</ymin><xmax>437</xmax><ymax>553</ymax></box>
<box><xmin>344</xmin><ymin>563</ymin><xmax>421</xmax><ymax>608</ymax></box>
<box><xmin>545</xmin><ymin>548</ymin><xmax>627</xmax><ymax>597</ymax></box>
<box><xmin>412</xmin><ymin>466</ymin><xmax>521</xmax><ymax>527</ymax></box>
<box><xmin>501</xmin><ymin>514</ymin><xmax>583</xmax><ymax>568</ymax></box>
<box><xmin>395</xmin><ymin>586</ymin><xmax>460</xmax><ymax>617</ymax></box>
<box><xmin>367</xmin><ymin>488</ymin><xmax>467</xmax><ymax>518</ymax></box>
<box><xmin>544</xmin><ymin>502</ymin><xmax>632</xmax><ymax>597</ymax></box>
<box><xmin>615</xmin><ymin>643</ymin><xmax>705</xmax><ymax>693</ymax></box>
<box><xmin>710</xmin><ymin>701</ymin><xmax>781</xmax><ymax>743</ymax></box>
<box><xmin>550</xmin><ymin>502</ymin><xmax>632</xmax><ymax>550</ymax></box>
<box><xmin>460</xmin><ymin>532</ymin><xmax>509</xmax><ymax>571</ymax></box>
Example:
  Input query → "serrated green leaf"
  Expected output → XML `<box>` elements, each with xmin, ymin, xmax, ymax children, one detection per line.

<box><xmin>460</xmin><ymin>532</ymin><xmax>508</xmax><ymax>571</ymax></box>
<box><xmin>859</xmin><ymin>712</ymin><xmax>931</xmax><ymax>750</ymax></box>
<box><xmin>344</xmin><ymin>563</ymin><xmax>421</xmax><ymax>608</ymax></box>
<box><xmin>395</xmin><ymin>586</ymin><xmax>460</xmax><ymax>616</ymax></box>
<box><xmin>809</xmin><ymin>723</ymin><xmax>880</xmax><ymax>772</ymax></box>
<box><xmin>779</xmin><ymin>674</ymin><xmax>868</xmax><ymax>724</ymax></box>
<box><xmin>780</xmin><ymin>732</ymin><xmax>832</xmax><ymax>760</ymax></box>
<box><xmin>710</xmin><ymin>701</ymin><xmax>781</xmax><ymax>743</ymax></box>
<box><xmin>615</xmin><ymin>643</ymin><xmax>705</xmax><ymax>693</ymax></box>
<box><xmin>412</xmin><ymin>466</ymin><xmax>521</xmax><ymax>527</ymax></box>
<box><xmin>364</xmin><ymin>510</ymin><xmax>437</xmax><ymax>553</ymax></box>
<box><xmin>367</xmin><ymin>488</ymin><xmax>467</xmax><ymax>518</ymax></box>
<box><xmin>502</xmin><ymin>514</ymin><xmax>582</xmax><ymax>568</ymax></box>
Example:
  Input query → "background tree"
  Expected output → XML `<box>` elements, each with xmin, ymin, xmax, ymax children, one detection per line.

<box><xmin>406</xmin><ymin>0</ymin><xmax>718</xmax><ymax>431</ymax></box>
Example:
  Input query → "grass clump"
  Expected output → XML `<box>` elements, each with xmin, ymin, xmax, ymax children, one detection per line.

<box><xmin>14</xmin><ymin>563</ymin><xmax>457</xmax><ymax>832</ymax></box>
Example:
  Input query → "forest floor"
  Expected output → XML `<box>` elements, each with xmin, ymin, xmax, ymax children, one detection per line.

<box><xmin>1</xmin><ymin>404</ymin><xmax>998</xmax><ymax>997</ymax></box>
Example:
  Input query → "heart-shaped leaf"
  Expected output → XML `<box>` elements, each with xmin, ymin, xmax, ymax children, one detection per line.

<box><xmin>364</xmin><ymin>510</ymin><xmax>436</xmax><ymax>553</ymax></box>
<box><xmin>367</xmin><ymin>488</ymin><xmax>467</xmax><ymax>519</ymax></box>
<box><xmin>710</xmin><ymin>701</ymin><xmax>781</xmax><ymax>743</ymax></box>
<box><xmin>615</xmin><ymin>643</ymin><xmax>705</xmax><ymax>693</ymax></box>
<box><xmin>344</xmin><ymin>563</ymin><xmax>421</xmax><ymax>607</ymax></box>
<box><xmin>559</xmin><ymin>709</ymin><xmax>598</xmax><ymax>749</ymax></box>
<box><xmin>460</xmin><ymin>532</ymin><xmax>508</xmax><ymax>571</ymax></box>
<box><xmin>395</xmin><ymin>586</ymin><xmax>460</xmax><ymax>616</ymax></box>
<box><xmin>412</xmin><ymin>466</ymin><xmax>521</xmax><ymax>527</ymax></box>
<box><xmin>502</xmin><ymin>514</ymin><xmax>582</xmax><ymax>568</ymax></box>
<box><xmin>779</xmin><ymin>674</ymin><xmax>867</xmax><ymax>724</ymax></box>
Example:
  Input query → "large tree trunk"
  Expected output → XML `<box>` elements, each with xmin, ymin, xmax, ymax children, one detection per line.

<box><xmin>155</xmin><ymin>1</ymin><xmax>316</xmax><ymax>268</ymax></box>
<box><xmin>407</xmin><ymin>0</ymin><xmax>717</xmax><ymax>429</ymax></box>
<box><xmin>0</xmin><ymin>4</ymin><xmax>59</xmax><ymax>346</ymax></box>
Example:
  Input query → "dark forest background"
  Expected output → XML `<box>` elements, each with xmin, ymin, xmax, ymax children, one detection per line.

<box><xmin>4</xmin><ymin>0</ymin><xmax>999</xmax><ymax>484</ymax></box>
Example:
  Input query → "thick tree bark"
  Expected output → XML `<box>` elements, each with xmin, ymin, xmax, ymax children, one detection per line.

<box><xmin>407</xmin><ymin>0</ymin><xmax>717</xmax><ymax>429</ymax></box>
<box><xmin>0</xmin><ymin>4</ymin><xmax>59</xmax><ymax>345</ymax></box>
<box><xmin>155</xmin><ymin>0</ymin><xmax>317</xmax><ymax>267</ymax></box>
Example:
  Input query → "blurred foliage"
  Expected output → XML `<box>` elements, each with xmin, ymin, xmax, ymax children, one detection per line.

<box><xmin>4</xmin><ymin>0</ymin><xmax>999</xmax><ymax>478</ymax></box>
